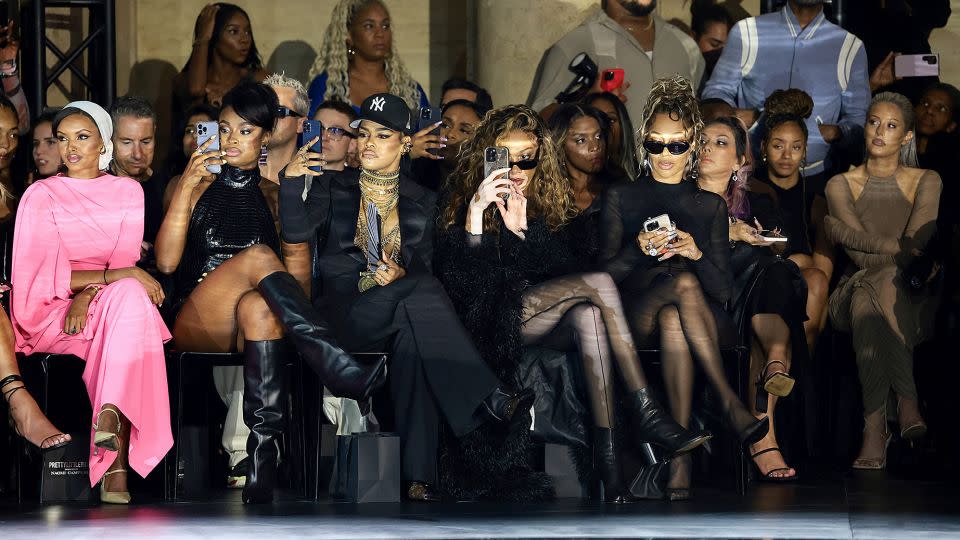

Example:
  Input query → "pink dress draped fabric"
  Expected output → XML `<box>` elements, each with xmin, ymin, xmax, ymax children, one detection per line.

<box><xmin>10</xmin><ymin>174</ymin><xmax>173</xmax><ymax>485</ymax></box>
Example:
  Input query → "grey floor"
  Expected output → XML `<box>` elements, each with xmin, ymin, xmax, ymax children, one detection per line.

<box><xmin>2</xmin><ymin>469</ymin><xmax>959</xmax><ymax>539</ymax></box>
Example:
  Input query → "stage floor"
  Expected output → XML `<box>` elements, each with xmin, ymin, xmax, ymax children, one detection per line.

<box><xmin>2</xmin><ymin>468</ymin><xmax>959</xmax><ymax>539</ymax></box>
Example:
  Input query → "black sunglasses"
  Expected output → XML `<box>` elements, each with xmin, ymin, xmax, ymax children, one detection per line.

<box><xmin>277</xmin><ymin>106</ymin><xmax>304</xmax><ymax>118</ymax></box>
<box><xmin>509</xmin><ymin>149</ymin><xmax>540</xmax><ymax>171</ymax></box>
<box><xmin>643</xmin><ymin>140</ymin><xmax>691</xmax><ymax>155</ymax></box>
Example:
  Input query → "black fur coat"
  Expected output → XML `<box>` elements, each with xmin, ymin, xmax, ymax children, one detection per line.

<box><xmin>434</xmin><ymin>214</ymin><xmax>576</xmax><ymax>501</ymax></box>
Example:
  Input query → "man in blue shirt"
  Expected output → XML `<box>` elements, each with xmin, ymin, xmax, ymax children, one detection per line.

<box><xmin>702</xmin><ymin>0</ymin><xmax>870</xmax><ymax>180</ymax></box>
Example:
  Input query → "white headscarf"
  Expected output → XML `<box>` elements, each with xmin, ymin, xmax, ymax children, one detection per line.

<box><xmin>61</xmin><ymin>101</ymin><xmax>114</xmax><ymax>170</ymax></box>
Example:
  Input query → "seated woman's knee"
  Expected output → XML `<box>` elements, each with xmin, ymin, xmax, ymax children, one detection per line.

<box><xmin>109</xmin><ymin>277</ymin><xmax>153</xmax><ymax>302</ymax></box>
<box><xmin>239</xmin><ymin>243</ymin><xmax>279</xmax><ymax>264</ymax></box>
<box><xmin>803</xmin><ymin>268</ymin><xmax>829</xmax><ymax>300</ymax></box>
<box><xmin>237</xmin><ymin>291</ymin><xmax>282</xmax><ymax>339</ymax></box>
<box><xmin>580</xmin><ymin>271</ymin><xmax>617</xmax><ymax>291</ymax></box>
<box><xmin>673</xmin><ymin>272</ymin><xmax>702</xmax><ymax>295</ymax></box>
<box><xmin>568</xmin><ymin>302</ymin><xmax>602</xmax><ymax>329</ymax></box>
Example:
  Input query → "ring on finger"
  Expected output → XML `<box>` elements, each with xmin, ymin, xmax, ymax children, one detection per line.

<box><xmin>378</xmin><ymin>264</ymin><xmax>388</xmax><ymax>271</ymax></box>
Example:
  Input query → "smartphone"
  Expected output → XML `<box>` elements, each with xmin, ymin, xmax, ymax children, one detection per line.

<box><xmin>600</xmin><ymin>68</ymin><xmax>625</xmax><ymax>93</ymax></box>
<box><xmin>483</xmin><ymin>146</ymin><xmax>510</xmax><ymax>184</ymax></box>
<box><xmin>302</xmin><ymin>119</ymin><xmax>324</xmax><ymax>173</ymax></box>
<box><xmin>757</xmin><ymin>230</ymin><xmax>788</xmax><ymax>243</ymax></box>
<box><xmin>894</xmin><ymin>54</ymin><xmax>940</xmax><ymax>78</ymax></box>
<box><xmin>643</xmin><ymin>213</ymin><xmax>673</xmax><ymax>233</ymax></box>
<box><xmin>196</xmin><ymin>121</ymin><xmax>221</xmax><ymax>175</ymax></box>
<box><xmin>418</xmin><ymin>106</ymin><xmax>442</xmax><ymax>156</ymax></box>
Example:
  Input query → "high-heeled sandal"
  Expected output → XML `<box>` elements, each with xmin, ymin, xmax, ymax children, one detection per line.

<box><xmin>897</xmin><ymin>398</ymin><xmax>927</xmax><ymax>440</ymax></box>
<box><xmin>755</xmin><ymin>360</ymin><xmax>795</xmax><ymax>413</ymax></box>
<box><xmin>100</xmin><ymin>469</ymin><xmax>131</xmax><ymax>504</ymax></box>
<box><xmin>1</xmin><ymin>374</ymin><xmax>69</xmax><ymax>453</ymax></box>
<box><xmin>750</xmin><ymin>447</ymin><xmax>798</xmax><ymax>483</ymax></box>
<box><xmin>852</xmin><ymin>432</ymin><xmax>892</xmax><ymax>470</ymax></box>
<box><xmin>665</xmin><ymin>454</ymin><xmax>691</xmax><ymax>501</ymax></box>
<box><xmin>93</xmin><ymin>407</ymin><xmax>121</xmax><ymax>454</ymax></box>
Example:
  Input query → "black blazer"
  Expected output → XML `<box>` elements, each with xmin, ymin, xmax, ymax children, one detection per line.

<box><xmin>279</xmin><ymin>167</ymin><xmax>437</xmax><ymax>302</ymax></box>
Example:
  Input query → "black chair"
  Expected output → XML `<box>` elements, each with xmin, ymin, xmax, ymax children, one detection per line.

<box><xmin>163</xmin><ymin>349</ymin><xmax>308</xmax><ymax>501</ymax></box>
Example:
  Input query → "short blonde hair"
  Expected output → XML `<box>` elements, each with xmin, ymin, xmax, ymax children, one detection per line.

<box><xmin>264</xmin><ymin>72</ymin><xmax>309</xmax><ymax>116</ymax></box>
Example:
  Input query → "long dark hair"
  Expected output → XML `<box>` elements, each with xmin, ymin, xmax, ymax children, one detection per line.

<box><xmin>184</xmin><ymin>3</ymin><xmax>262</xmax><ymax>72</ymax></box>
<box><xmin>547</xmin><ymin>103</ymin><xmax>626</xmax><ymax>187</ymax></box>
<box><xmin>703</xmin><ymin>116</ymin><xmax>751</xmax><ymax>219</ymax></box>
<box><xmin>584</xmin><ymin>92</ymin><xmax>639</xmax><ymax>178</ymax></box>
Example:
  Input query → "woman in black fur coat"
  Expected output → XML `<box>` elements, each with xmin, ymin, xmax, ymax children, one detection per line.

<box><xmin>435</xmin><ymin>105</ymin><xmax>711</xmax><ymax>503</ymax></box>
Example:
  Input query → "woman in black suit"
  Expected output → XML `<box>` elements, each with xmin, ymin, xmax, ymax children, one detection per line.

<box><xmin>278</xmin><ymin>93</ymin><xmax>532</xmax><ymax>502</ymax></box>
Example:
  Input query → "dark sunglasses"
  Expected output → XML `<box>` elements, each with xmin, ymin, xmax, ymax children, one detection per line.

<box><xmin>509</xmin><ymin>149</ymin><xmax>540</xmax><ymax>171</ymax></box>
<box><xmin>643</xmin><ymin>140</ymin><xmax>691</xmax><ymax>155</ymax></box>
<box><xmin>324</xmin><ymin>126</ymin><xmax>357</xmax><ymax>140</ymax></box>
<box><xmin>276</xmin><ymin>106</ymin><xmax>304</xmax><ymax>118</ymax></box>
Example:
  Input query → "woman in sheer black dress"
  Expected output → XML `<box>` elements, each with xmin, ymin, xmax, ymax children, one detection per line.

<box><xmin>599</xmin><ymin>76</ymin><xmax>768</xmax><ymax>500</ymax></box>
<box><xmin>437</xmin><ymin>105</ymin><xmax>710</xmax><ymax>503</ymax></box>
<box><xmin>698</xmin><ymin>117</ymin><xmax>806</xmax><ymax>482</ymax></box>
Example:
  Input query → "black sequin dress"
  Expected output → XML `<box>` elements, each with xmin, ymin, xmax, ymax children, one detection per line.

<box><xmin>171</xmin><ymin>164</ymin><xmax>280</xmax><ymax>311</ymax></box>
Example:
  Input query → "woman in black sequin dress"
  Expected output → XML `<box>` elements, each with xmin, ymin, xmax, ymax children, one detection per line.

<box><xmin>155</xmin><ymin>81</ymin><xmax>384</xmax><ymax>504</ymax></box>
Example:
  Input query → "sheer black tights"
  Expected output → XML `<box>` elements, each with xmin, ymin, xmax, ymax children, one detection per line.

<box><xmin>520</xmin><ymin>272</ymin><xmax>648</xmax><ymax>429</ymax></box>
<box><xmin>628</xmin><ymin>272</ymin><xmax>755</xmax><ymax>433</ymax></box>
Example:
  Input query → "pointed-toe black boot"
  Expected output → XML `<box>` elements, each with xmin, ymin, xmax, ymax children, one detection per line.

<box><xmin>625</xmin><ymin>388</ymin><xmax>712</xmax><ymax>457</ymax></box>
<box><xmin>242</xmin><ymin>339</ymin><xmax>284</xmax><ymax>505</ymax></box>
<box><xmin>594</xmin><ymin>428</ymin><xmax>636</xmax><ymax>504</ymax></box>
<box><xmin>257</xmin><ymin>271</ymin><xmax>386</xmax><ymax>400</ymax></box>
<box><xmin>480</xmin><ymin>387</ymin><xmax>536</xmax><ymax>424</ymax></box>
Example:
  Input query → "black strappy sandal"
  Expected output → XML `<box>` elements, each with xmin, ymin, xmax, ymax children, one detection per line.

<box><xmin>750</xmin><ymin>447</ymin><xmax>798</xmax><ymax>483</ymax></box>
<box><xmin>2</xmin><ymin>374</ymin><xmax>70</xmax><ymax>453</ymax></box>
<box><xmin>756</xmin><ymin>360</ymin><xmax>796</xmax><ymax>413</ymax></box>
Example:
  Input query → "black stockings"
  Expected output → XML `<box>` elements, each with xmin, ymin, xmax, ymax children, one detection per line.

<box><xmin>520</xmin><ymin>272</ymin><xmax>647</xmax><ymax>429</ymax></box>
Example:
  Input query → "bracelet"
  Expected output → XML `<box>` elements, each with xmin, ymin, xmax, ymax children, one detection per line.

<box><xmin>103</xmin><ymin>268</ymin><xmax>109</xmax><ymax>284</ymax></box>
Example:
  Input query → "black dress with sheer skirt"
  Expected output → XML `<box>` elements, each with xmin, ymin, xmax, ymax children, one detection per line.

<box><xmin>599</xmin><ymin>175</ymin><xmax>735</xmax><ymax>345</ymax></box>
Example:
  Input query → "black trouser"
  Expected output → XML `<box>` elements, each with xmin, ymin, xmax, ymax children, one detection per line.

<box><xmin>330</xmin><ymin>274</ymin><xmax>499</xmax><ymax>484</ymax></box>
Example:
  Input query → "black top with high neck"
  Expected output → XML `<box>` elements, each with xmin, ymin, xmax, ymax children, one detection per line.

<box><xmin>599</xmin><ymin>174</ymin><xmax>732</xmax><ymax>305</ymax></box>
<box><xmin>174</xmin><ymin>164</ymin><xmax>280</xmax><ymax>305</ymax></box>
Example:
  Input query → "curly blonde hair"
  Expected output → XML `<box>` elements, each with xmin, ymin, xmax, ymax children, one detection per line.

<box><xmin>308</xmin><ymin>0</ymin><xmax>422</xmax><ymax>110</ymax></box>
<box><xmin>441</xmin><ymin>105</ymin><xmax>575</xmax><ymax>233</ymax></box>
<box><xmin>636</xmin><ymin>75</ymin><xmax>703</xmax><ymax>178</ymax></box>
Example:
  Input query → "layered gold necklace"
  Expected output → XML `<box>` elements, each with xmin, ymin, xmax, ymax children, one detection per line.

<box><xmin>355</xmin><ymin>168</ymin><xmax>402</xmax><ymax>265</ymax></box>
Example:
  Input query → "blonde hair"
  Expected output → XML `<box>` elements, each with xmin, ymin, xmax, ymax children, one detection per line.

<box><xmin>637</xmin><ymin>75</ymin><xmax>703</xmax><ymax>178</ymax></box>
<box><xmin>308</xmin><ymin>0</ymin><xmax>421</xmax><ymax>110</ymax></box>
<box><xmin>441</xmin><ymin>105</ymin><xmax>575</xmax><ymax>232</ymax></box>
<box><xmin>870</xmin><ymin>92</ymin><xmax>918</xmax><ymax>167</ymax></box>
<box><xmin>263</xmin><ymin>72</ymin><xmax>310</xmax><ymax>116</ymax></box>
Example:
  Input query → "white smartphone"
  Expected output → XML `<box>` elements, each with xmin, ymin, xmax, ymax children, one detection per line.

<box><xmin>757</xmin><ymin>230</ymin><xmax>788</xmax><ymax>243</ymax></box>
<box><xmin>894</xmin><ymin>54</ymin><xmax>940</xmax><ymax>78</ymax></box>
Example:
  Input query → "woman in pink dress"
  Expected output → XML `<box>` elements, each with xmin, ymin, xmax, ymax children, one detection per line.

<box><xmin>11</xmin><ymin>101</ymin><xmax>172</xmax><ymax>504</ymax></box>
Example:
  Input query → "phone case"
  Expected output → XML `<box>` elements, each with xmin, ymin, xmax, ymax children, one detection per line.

<box><xmin>483</xmin><ymin>147</ymin><xmax>510</xmax><ymax>181</ymax></box>
<box><xmin>419</xmin><ymin>107</ymin><xmax>442</xmax><ymax>156</ymax></box>
<box><xmin>196</xmin><ymin>121</ymin><xmax>221</xmax><ymax>175</ymax></box>
<box><xmin>600</xmin><ymin>69</ymin><xmax>625</xmax><ymax>92</ymax></box>
<box><xmin>302</xmin><ymin>120</ymin><xmax>324</xmax><ymax>173</ymax></box>
<box><xmin>894</xmin><ymin>54</ymin><xmax>940</xmax><ymax>78</ymax></box>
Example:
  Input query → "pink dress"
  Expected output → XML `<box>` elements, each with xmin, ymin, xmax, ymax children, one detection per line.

<box><xmin>11</xmin><ymin>174</ymin><xmax>173</xmax><ymax>485</ymax></box>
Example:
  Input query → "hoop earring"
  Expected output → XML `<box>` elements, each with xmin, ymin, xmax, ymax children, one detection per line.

<box><xmin>258</xmin><ymin>144</ymin><xmax>268</xmax><ymax>166</ymax></box>
<box><xmin>731</xmin><ymin>171</ymin><xmax>739</xmax><ymax>184</ymax></box>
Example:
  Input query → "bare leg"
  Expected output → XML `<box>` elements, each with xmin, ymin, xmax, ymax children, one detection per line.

<box><xmin>747</xmin><ymin>314</ymin><xmax>796</xmax><ymax>478</ymax></box>
<box><xmin>0</xmin><ymin>309</ymin><xmax>71</xmax><ymax>449</ymax></box>
<box><xmin>96</xmin><ymin>404</ymin><xmax>130</xmax><ymax>494</ymax></box>
<box><xmin>790</xmin><ymin>254</ymin><xmax>830</xmax><ymax>353</ymax></box>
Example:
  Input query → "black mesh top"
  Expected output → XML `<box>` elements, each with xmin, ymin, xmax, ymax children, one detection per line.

<box><xmin>599</xmin><ymin>175</ymin><xmax>732</xmax><ymax>305</ymax></box>
<box><xmin>173</xmin><ymin>164</ymin><xmax>280</xmax><ymax>304</ymax></box>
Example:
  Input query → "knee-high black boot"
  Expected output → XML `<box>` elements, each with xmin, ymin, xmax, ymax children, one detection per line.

<box><xmin>257</xmin><ymin>271</ymin><xmax>386</xmax><ymax>400</ymax></box>
<box><xmin>242</xmin><ymin>339</ymin><xmax>284</xmax><ymax>504</ymax></box>
<box><xmin>625</xmin><ymin>388</ymin><xmax>713</xmax><ymax>457</ymax></box>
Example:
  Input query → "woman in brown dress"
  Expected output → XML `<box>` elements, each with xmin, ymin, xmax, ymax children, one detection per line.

<box><xmin>825</xmin><ymin>92</ymin><xmax>942</xmax><ymax>470</ymax></box>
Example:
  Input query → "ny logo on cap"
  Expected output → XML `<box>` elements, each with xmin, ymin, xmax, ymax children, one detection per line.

<box><xmin>371</xmin><ymin>97</ymin><xmax>386</xmax><ymax>112</ymax></box>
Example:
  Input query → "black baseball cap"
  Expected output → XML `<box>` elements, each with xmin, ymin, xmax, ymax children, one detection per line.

<box><xmin>350</xmin><ymin>93</ymin><xmax>413</xmax><ymax>134</ymax></box>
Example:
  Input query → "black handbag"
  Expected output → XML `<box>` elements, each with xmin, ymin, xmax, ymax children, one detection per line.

<box><xmin>329</xmin><ymin>432</ymin><xmax>400</xmax><ymax>503</ymax></box>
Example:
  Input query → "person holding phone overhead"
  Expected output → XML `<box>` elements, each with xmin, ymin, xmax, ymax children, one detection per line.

<box><xmin>10</xmin><ymin>101</ymin><xmax>172</xmax><ymax>504</ymax></box>
<box><xmin>437</xmin><ymin>104</ymin><xmax>710</xmax><ymax>503</ymax></box>
<box><xmin>697</xmin><ymin>116</ymin><xmax>807</xmax><ymax>482</ymax></box>
<box><xmin>157</xmin><ymin>81</ymin><xmax>386</xmax><ymax>504</ymax></box>
<box><xmin>600</xmin><ymin>76</ymin><xmax>769</xmax><ymax>500</ymax></box>
<box><xmin>279</xmin><ymin>93</ymin><xmax>533</xmax><ymax>502</ymax></box>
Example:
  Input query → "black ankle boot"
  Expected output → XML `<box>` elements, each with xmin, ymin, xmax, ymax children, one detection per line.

<box><xmin>242</xmin><ymin>339</ymin><xmax>284</xmax><ymax>504</ymax></box>
<box><xmin>594</xmin><ymin>428</ymin><xmax>635</xmax><ymax>504</ymax></box>
<box><xmin>625</xmin><ymin>388</ymin><xmax>712</xmax><ymax>457</ymax></box>
<box><xmin>257</xmin><ymin>272</ymin><xmax>386</xmax><ymax>400</ymax></box>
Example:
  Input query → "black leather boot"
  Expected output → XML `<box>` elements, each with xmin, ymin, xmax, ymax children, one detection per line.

<box><xmin>594</xmin><ymin>428</ymin><xmax>635</xmax><ymax>504</ymax></box>
<box><xmin>242</xmin><ymin>339</ymin><xmax>284</xmax><ymax>504</ymax></box>
<box><xmin>257</xmin><ymin>271</ymin><xmax>386</xmax><ymax>400</ymax></box>
<box><xmin>625</xmin><ymin>388</ymin><xmax>713</xmax><ymax>457</ymax></box>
